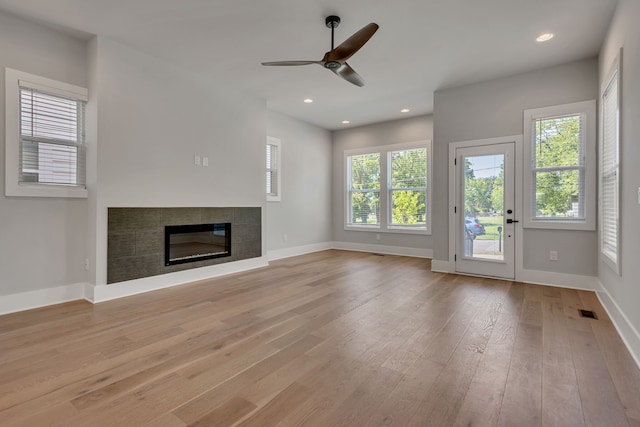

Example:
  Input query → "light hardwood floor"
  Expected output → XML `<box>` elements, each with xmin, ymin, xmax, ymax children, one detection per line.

<box><xmin>1</xmin><ymin>250</ymin><xmax>639</xmax><ymax>426</ymax></box>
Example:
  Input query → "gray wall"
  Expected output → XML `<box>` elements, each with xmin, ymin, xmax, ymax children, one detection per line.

<box><xmin>433</xmin><ymin>58</ymin><xmax>599</xmax><ymax>276</ymax></box>
<box><xmin>598</xmin><ymin>0</ymin><xmax>640</xmax><ymax>347</ymax></box>
<box><xmin>266</xmin><ymin>111</ymin><xmax>332</xmax><ymax>253</ymax></box>
<box><xmin>88</xmin><ymin>37</ymin><xmax>267</xmax><ymax>286</ymax></box>
<box><xmin>0</xmin><ymin>11</ymin><xmax>89</xmax><ymax>296</ymax></box>
<box><xmin>332</xmin><ymin>115</ymin><xmax>433</xmax><ymax>251</ymax></box>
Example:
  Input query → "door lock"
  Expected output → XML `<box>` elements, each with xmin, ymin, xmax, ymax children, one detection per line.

<box><xmin>506</xmin><ymin>218</ymin><xmax>519</xmax><ymax>224</ymax></box>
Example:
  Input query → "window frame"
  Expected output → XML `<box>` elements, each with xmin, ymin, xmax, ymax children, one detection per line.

<box><xmin>344</xmin><ymin>140</ymin><xmax>432</xmax><ymax>235</ymax></box>
<box><xmin>346</xmin><ymin>151</ymin><xmax>381</xmax><ymax>229</ymax></box>
<box><xmin>599</xmin><ymin>50</ymin><xmax>622</xmax><ymax>274</ymax></box>
<box><xmin>523</xmin><ymin>100</ymin><xmax>596</xmax><ymax>230</ymax></box>
<box><xmin>266</xmin><ymin>136</ymin><xmax>281</xmax><ymax>202</ymax></box>
<box><xmin>5</xmin><ymin>68</ymin><xmax>88</xmax><ymax>198</ymax></box>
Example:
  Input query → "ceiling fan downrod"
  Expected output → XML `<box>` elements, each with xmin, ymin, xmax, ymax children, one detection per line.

<box><xmin>325</xmin><ymin>15</ymin><xmax>341</xmax><ymax>50</ymax></box>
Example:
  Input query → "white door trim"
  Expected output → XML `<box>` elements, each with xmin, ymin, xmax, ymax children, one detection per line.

<box><xmin>448</xmin><ymin>135</ymin><xmax>524</xmax><ymax>281</ymax></box>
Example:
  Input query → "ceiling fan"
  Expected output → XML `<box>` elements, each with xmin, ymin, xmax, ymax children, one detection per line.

<box><xmin>261</xmin><ymin>16</ymin><xmax>379</xmax><ymax>87</ymax></box>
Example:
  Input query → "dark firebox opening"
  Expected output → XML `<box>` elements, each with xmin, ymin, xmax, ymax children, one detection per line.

<box><xmin>165</xmin><ymin>223</ymin><xmax>231</xmax><ymax>266</ymax></box>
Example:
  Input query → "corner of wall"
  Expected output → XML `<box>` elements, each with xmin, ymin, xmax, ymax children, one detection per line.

<box><xmin>595</xmin><ymin>279</ymin><xmax>640</xmax><ymax>370</ymax></box>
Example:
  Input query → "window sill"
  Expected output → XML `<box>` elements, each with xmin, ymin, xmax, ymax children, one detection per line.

<box><xmin>6</xmin><ymin>183</ymin><xmax>88</xmax><ymax>198</ymax></box>
<box><xmin>523</xmin><ymin>218</ymin><xmax>594</xmax><ymax>231</ymax></box>
<box><xmin>344</xmin><ymin>225</ymin><xmax>430</xmax><ymax>236</ymax></box>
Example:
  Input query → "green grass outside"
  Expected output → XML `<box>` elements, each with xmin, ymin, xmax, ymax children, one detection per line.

<box><xmin>475</xmin><ymin>215</ymin><xmax>504</xmax><ymax>240</ymax></box>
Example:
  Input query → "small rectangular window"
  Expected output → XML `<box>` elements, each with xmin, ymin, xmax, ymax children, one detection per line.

<box><xmin>347</xmin><ymin>152</ymin><xmax>381</xmax><ymax>226</ymax></box>
<box><xmin>266</xmin><ymin>137</ymin><xmax>281</xmax><ymax>201</ymax></box>
<box><xmin>523</xmin><ymin>100</ymin><xmax>596</xmax><ymax>230</ymax></box>
<box><xmin>532</xmin><ymin>113</ymin><xmax>585</xmax><ymax>219</ymax></box>
<box><xmin>5</xmin><ymin>68</ymin><xmax>88</xmax><ymax>198</ymax></box>
<box><xmin>389</xmin><ymin>148</ymin><xmax>427</xmax><ymax>227</ymax></box>
<box><xmin>19</xmin><ymin>87</ymin><xmax>86</xmax><ymax>186</ymax></box>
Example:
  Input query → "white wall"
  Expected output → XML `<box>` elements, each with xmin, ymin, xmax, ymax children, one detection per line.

<box><xmin>433</xmin><ymin>58</ymin><xmax>599</xmax><ymax>276</ymax></box>
<box><xmin>598</xmin><ymin>0</ymin><xmax>640</xmax><ymax>361</ymax></box>
<box><xmin>88</xmin><ymin>37</ymin><xmax>267</xmax><ymax>286</ymax></box>
<box><xmin>0</xmin><ymin>11</ymin><xmax>88</xmax><ymax>296</ymax></box>
<box><xmin>331</xmin><ymin>115</ymin><xmax>433</xmax><ymax>254</ymax></box>
<box><xmin>266</xmin><ymin>111</ymin><xmax>332</xmax><ymax>256</ymax></box>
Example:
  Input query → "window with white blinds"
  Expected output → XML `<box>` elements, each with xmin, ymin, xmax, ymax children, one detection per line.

<box><xmin>523</xmin><ymin>100</ymin><xmax>596</xmax><ymax>230</ymax></box>
<box><xmin>266</xmin><ymin>137</ymin><xmax>281</xmax><ymax>201</ymax></box>
<box><xmin>5</xmin><ymin>68</ymin><xmax>88</xmax><ymax>198</ymax></box>
<box><xmin>600</xmin><ymin>53</ymin><xmax>621</xmax><ymax>273</ymax></box>
<box><xmin>19</xmin><ymin>87</ymin><xmax>86</xmax><ymax>186</ymax></box>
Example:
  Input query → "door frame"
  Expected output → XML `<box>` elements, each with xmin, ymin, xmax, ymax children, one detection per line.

<box><xmin>448</xmin><ymin>135</ymin><xmax>524</xmax><ymax>281</ymax></box>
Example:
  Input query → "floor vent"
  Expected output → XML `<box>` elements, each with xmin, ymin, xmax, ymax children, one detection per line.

<box><xmin>578</xmin><ymin>309</ymin><xmax>598</xmax><ymax>320</ymax></box>
<box><xmin>373</xmin><ymin>253</ymin><xmax>385</xmax><ymax>256</ymax></box>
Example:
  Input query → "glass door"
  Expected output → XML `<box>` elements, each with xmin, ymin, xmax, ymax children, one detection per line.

<box><xmin>455</xmin><ymin>143</ymin><xmax>515</xmax><ymax>279</ymax></box>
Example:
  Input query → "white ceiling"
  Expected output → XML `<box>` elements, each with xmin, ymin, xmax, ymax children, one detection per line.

<box><xmin>0</xmin><ymin>0</ymin><xmax>618</xmax><ymax>130</ymax></box>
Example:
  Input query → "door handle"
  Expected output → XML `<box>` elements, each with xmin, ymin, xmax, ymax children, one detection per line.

<box><xmin>506</xmin><ymin>219</ymin><xmax>519</xmax><ymax>224</ymax></box>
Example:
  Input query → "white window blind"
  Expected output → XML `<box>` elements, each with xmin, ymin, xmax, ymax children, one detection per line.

<box><xmin>266</xmin><ymin>137</ymin><xmax>281</xmax><ymax>201</ymax></box>
<box><xmin>19</xmin><ymin>86</ymin><xmax>86</xmax><ymax>187</ymax></box>
<box><xmin>601</xmin><ymin>66</ymin><xmax>620</xmax><ymax>268</ymax></box>
<box><xmin>266</xmin><ymin>143</ymin><xmax>277</xmax><ymax>196</ymax></box>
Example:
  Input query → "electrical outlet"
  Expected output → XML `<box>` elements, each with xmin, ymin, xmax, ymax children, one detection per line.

<box><xmin>283</xmin><ymin>234</ymin><xmax>288</xmax><ymax>242</ymax></box>
<box><xmin>550</xmin><ymin>250</ymin><xmax>558</xmax><ymax>261</ymax></box>
<box><xmin>194</xmin><ymin>155</ymin><xmax>201</xmax><ymax>166</ymax></box>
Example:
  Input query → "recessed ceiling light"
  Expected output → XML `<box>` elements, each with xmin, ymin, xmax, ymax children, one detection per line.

<box><xmin>536</xmin><ymin>33</ymin><xmax>554</xmax><ymax>42</ymax></box>
<box><xmin>303</xmin><ymin>98</ymin><xmax>313</xmax><ymax>103</ymax></box>
<box><xmin>401</xmin><ymin>108</ymin><xmax>410</xmax><ymax>113</ymax></box>
<box><xmin>342</xmin><ymin>120</ymin><xmax>350</xmax><ymax>124</ymax></box>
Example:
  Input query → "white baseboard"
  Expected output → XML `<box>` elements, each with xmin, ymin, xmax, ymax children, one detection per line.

<box><xmin>519</xmin><ymin>269</ymin><xmax>598</xmax><ymax>291</ymax></box>
<box><xmin>595</xmin><ymin>280</ymin><xmax>640</xmax><ymax>370</ymax></box>
<box><xmin>431</xmin><ymin>259</ymin><xmax>453</xmax><ymax>273</ymax></box>
<box><xmin>89</xmin><ymin>256</ymin><xmax>269</xmax><ymax>303</ymax></box>
<box><xmin>0</xmin><ymin>283</ymin><xmax>90</xmax><ymax>315</ymax></box>
<box><xmin>331</xmin><ymin>241</ymin><xmax>432</xmax><ymax>258</ymax></box>
<box><xmin>267</xmin><ymin>242</ymin><xmax>334</xmax><ymax>261</ymax></box>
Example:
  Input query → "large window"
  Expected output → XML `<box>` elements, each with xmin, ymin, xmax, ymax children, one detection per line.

<box><xmin>5</xmin><ymin>68</ymin><xmax>88</xmax><ymax>198</ymax></box>
<box><xmin>266</xmin><ymin>137</ymin><xmax>281</xmax><ymax>201</ymax></box>
<box><xmin>600</xmin><ymin>51</ymin><xmax>621</xmax><ymax>273</ymax></box>
<box><xmin>523</xmin><ymin>100</ymin><xmax>596</xmax><ymax>230</ymax></box>
<box><xmin>345</xmin><ymin>140</ymin><xmax>431</xmax><ymax>234</ymax></box>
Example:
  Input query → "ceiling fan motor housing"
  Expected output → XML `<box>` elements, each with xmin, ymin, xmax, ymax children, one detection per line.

<box><xmin>325</xmin><ymin>15</ymin><xmax>341</xmax><ymax>28</ymax></box>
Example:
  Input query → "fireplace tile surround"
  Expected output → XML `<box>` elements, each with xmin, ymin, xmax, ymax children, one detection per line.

<box><xmin>107</xmin><ymin>207</ymin><xmax>261</xmax><ymax>284</ymax></box>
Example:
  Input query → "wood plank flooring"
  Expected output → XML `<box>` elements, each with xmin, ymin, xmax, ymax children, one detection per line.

<box><xmin>1</xmin><ymin>250</ymin><xmax>639</xmax><ymax>426</ymax></box>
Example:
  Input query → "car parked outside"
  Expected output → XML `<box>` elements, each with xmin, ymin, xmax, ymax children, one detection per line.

<box><xmin>465</xmin><ymin>218</ymin><xmax>485</xmax><ymax>239</ymax></box>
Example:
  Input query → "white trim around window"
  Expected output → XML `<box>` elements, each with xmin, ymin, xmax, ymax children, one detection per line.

<box><xmin>344</xmin><ymin>140</ymin><xmax>432</xmax><ymax>235</ymax></box>
<box><xmin>266</xmin><ymin>136</ymin><xmax>281</xmax><ymax>202</ymax></box>
<box><xmin>5</xmin><ymin>68</ymin><xmax>88</xmax><ymax>198</ymax></box>
<box><xmin>523</xmin><ymin>100</ymin><xmax>596</xmax><ymax>230</ymax></box>
<box><xmin>600</xmin><ymin>49</ymin><xmax>622</xmax><ymax>274</ymax></box>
